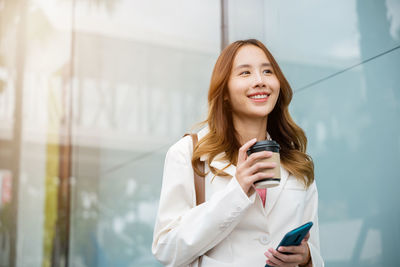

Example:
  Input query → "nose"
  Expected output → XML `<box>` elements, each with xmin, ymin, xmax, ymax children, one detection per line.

<box><xmin>252</xmin><ymin>71</ymin><xmax>266</xmax><ymax>88</ymax></box>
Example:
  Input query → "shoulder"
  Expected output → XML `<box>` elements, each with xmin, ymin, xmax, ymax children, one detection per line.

<box><xmin>166</xmin><ymin>135</ymin><xmax>193</xmax><ymax>163</ymax></box>
<box><xmin>283</xmin><ymin>168</ymin><xmax>317</xmax><ymax>193</ymax></box>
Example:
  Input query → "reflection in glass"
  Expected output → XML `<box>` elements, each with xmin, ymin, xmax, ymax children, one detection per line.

<box><xmin>68</xmin><ymin>1</ymin><xmax>220</xmax><ymax>266</ymax></box>
<box><xmin>258</xmin><ymin>1</ymin><xmax>400</xmax><ymax>266</ymax></box>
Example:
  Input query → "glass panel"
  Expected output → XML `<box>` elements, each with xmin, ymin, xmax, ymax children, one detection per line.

<box><xmin>258</xmin><ymin>1</ymin><xmax>400</xmax><ymax>266</ymax></box>
<box><xmin>291</xmin><ymin>47</ymin><xmax>400</xmax><ymax>266</ymax></box>
<box><xmin>262</xmin><ymin>0</ymin><xmax>400</xmax><ymax>92</ymax></box>
<box><xmin>69</xmin><ymin>0</ymin><xmax>221</xmax><ymax>266</ymax></box>
<box><xmin>226</xmin><ymin>0</ymin><xmax>266</xmax><ymax>42</ymax></box>
<box><xmin>0</xmin><ymin>0</ymin><xmax>73</xmax><ymax>266</ymax></box>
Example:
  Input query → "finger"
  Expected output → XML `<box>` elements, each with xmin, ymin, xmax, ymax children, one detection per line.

<box><xmin>238</xmin><ymin>151</ymin><xmax>273</xmax><ymax>176</ymax></box>
<box><xmin>237</xmin><ymin>138</ymin><xmax>257</xmax><ymax>164</ymax></box>
<box><xmin>248</xmin><ymin>161</ymin><xmax>277</xmax><ymax>175</ymax></box>
<box><xmin>304</xmin><ymin>232</ymin><xmax>310</xmax><ymax>242</ymax></box>
<box><xmin>247</xmin><ymin>150</ymin><xmax>273</xmax><ymax>165</ymax></box>
<box><xmin>270</xmin><ymin>248</ymin><xmax>290</xmax><ymax>262</ymax></box>
<box><xmin>266</xmin><ymin>249</ymin><xmax>286</xmax><ymax>266</ymax></box>
<box><xmin>278</xmin><ymin>245</ymin><xmax>303</xmax><ymax>254</ymax></box>
<box><xmin>272</xmin><ymin>248</ymin><xmax>303</xmax><ymax>264</ymax></box>
<box><xmin>250</xmin><ymin>172</ymin><xmax>275</xmax><ymax>185</ymax></box>
<box><xmin>265</xmin><ymin>252</ymin><xmax>280</xmax><ymax>266</ymax></box>
<box><xmin>265</xmin><ymin>258</ymin><xmax>278</xmax><ymax>266</ymax></box>
<box><xmin>265</xmin><ymin>259</ymin><xmax>277</xmax><ymax>267</ymax></box>
<box><xmin>278</xmin><ymin>242</ymin><xmax>309</xmax><ymax>261</ymax></box>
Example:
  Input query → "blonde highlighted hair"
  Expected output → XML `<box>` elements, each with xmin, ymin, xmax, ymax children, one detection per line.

<box><xmin>193</xmin><ymin>39</ymin><xmax>314</xmax><ymax>187</ymax></box>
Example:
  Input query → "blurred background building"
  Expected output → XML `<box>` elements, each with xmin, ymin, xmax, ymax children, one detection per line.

<box><xmin>0</xmin><ymin>0</ymin><xmax>399</xmax><ymax>266</ymax></box>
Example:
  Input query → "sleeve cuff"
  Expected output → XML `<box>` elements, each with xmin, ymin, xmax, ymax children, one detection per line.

<box><xmin>227</xmin><ymin>175</ymin><xmax>256</xmax><ymax>205</ymax></box>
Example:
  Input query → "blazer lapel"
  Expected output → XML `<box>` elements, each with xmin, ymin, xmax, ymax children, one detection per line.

<box><xmin>265</xmin><ymin>167</ymin><xmax>289</xmax><ymax>216</ymax></box>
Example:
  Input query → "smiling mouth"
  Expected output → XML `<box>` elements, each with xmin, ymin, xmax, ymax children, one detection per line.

<box><xmin>249</xmin><ymin>94</ymin><xmax>269</xmax><ymax>99</ymax></box>
<box><xmin>248</xmin><ymin>93</ymin><xmax>270</xmax><ymax>100</ymax></box>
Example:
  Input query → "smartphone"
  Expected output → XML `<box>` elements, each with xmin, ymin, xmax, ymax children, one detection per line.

<box><xmin>265</xmin><ymin>222</ymin><xmax>313</xmax><ymax>267</ymax></box>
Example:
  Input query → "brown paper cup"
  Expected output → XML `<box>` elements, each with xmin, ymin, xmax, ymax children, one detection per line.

<box><xmin>247</xmin><ymin>140</ymin><xmax>281</xmax><ymax>189</ymax></box>
<box><xmin>254</xmin><ymin>152</ymin><xmax>281</xmax><ymax>189</ymax></box>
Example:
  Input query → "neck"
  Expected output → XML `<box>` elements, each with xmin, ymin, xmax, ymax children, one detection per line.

<box><xmin>232</xmin><ymin>115</ymin><xmax>268</xmax><ymax>145</ymax></box>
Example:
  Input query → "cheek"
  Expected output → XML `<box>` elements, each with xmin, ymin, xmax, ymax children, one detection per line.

<box><xmin>268</xmin><ymin>89</ymin><xmax>280</xmax><ymax>109</ymax></box>
<box><xmin>229</xmin><ymin>79</ymin><xmax>247</xmax><ymax>92</ymax></box>
<box><xmin>271</xmin><ymin>77</ymin><xmax>280</xmax><ymax>91</ymax></box>
<box><xmin>270</xmin><ymin>79</ymin><xmax>280</xmax><ymax>101</ymax></box>
<box><xmin>228</xmin><ymin>81</ymin><xmax>247</xmax><ymax>100</ymax></box>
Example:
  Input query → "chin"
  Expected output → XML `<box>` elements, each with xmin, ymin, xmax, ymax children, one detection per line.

<box><xmin>249</xmin><ymin>112</ymin><xmax>270</xmax><ymax>119</ymax></box>
<box><xmin>252</xmin><ymin>108</ymin><xmax>273</xmax><ymax>117</ymax></box>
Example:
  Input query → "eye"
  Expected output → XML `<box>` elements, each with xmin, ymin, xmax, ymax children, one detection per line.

<box><xmin>263</xmin><ymin>69</ymin><xmax>273</xmax><ymax>75</ymax></box>
<box><xmin>239</xmin><ymin>70</ymin><xmax>250</xmax><ymax>75</ymax></box>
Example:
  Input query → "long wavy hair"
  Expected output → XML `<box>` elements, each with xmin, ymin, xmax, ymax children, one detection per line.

<box><xmin>192</xmin><ymin>39</ymin><xmax>314</xmax><ymax>187</ymax></box>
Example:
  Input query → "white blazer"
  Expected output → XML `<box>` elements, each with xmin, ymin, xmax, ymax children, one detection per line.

<box><xmin>152</xmin><ymin>127</ymin><xmax>324</xmax><ymax>267</ymax></box>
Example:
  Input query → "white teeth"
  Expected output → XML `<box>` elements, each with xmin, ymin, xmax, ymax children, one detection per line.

<box><xmin>249</xmin><ymin>94</ymin><xmax>268</xmax><ymax>99</ymax></box>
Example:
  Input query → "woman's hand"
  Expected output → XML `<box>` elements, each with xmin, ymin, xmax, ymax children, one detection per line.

<box><xmin>236</xmin><ymin>138</ymin><xmax>277</xmax><ymax>196</ymax></box>
<box><xmin>265</xmin><ymin>233</ymin><xmax>311</xmax><ymax>267</ymax></box>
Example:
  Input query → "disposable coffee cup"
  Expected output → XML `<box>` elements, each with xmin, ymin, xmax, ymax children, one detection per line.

<box><xmin>246</xmin><ymin>140</ymin><xmax>281</xmax><ymax>189</ymax></box>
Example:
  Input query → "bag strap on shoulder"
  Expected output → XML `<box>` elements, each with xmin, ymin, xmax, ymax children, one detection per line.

<box><xmin>184</xmin><ymin>133</ymin><xmax>205</xmax><ymax>205</ymax></box>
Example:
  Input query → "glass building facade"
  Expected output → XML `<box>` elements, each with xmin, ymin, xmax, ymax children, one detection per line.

<box><xmin>0</xmin><ymin>0</ymin><xmax>399</xmax><ymax>266</ymax></box>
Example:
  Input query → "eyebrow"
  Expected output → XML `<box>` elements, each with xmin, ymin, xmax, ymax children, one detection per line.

<box><xmin>234</xmin><ymin>63</ymin><xmax>272</xmax><ymax>70</ymax></box>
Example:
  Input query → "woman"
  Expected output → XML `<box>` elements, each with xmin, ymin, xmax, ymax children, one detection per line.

<box><xmin>152</xmin><ymin>39</ymin><xmax>324</xmax><ymax>267</ymax></box>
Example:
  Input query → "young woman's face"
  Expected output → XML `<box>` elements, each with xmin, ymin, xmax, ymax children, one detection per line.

<box><xmin>227</xmin><ymin>45</ymin><xmax>280</xmax><ymax>120</ymax></box>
